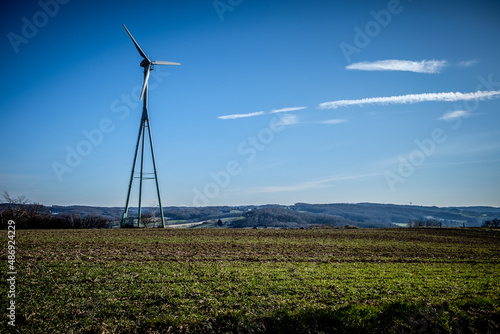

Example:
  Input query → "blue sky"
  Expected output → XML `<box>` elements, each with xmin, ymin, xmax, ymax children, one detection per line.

<box><xmin>1</xmin><ymin>0</ymin><xmax>499</xmax><ymax>207</ymax></box>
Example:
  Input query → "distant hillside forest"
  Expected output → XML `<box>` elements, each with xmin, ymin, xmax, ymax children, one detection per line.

<box><xmin>1</xmin><ymin>192</ymin><xmax>499</xmax><ymax>229</ymax></box>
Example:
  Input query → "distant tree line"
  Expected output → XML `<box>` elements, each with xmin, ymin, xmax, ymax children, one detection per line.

<box><xmin>0</xmin><ymin>192</ymin><xmax>110</xmax><ymax>229</ymax></box>
<box><xmin>293</xmin><ymin>203</ymin><xmax>488</xmax><ymax>227</ymax></box>
<box><xmin>164</xmin><ymin>206</ymin><xmax>238</xmax><ymax>221</ymax></box>
<box><xmin>482</xmin><ymin>219</ymin><xmax>500</xmax><ymax>228</ymax></box>
<box><xmin>233</xmin><ymin>207</ymin><xmax>350</xmax><ymax>228</ymax></box>
<box><xmin>407</xmin><ymin>218</ymin><xmax>442</xmax><ymax>228</ymax></box>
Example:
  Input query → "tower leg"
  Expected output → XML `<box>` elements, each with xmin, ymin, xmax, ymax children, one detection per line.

<box><xmin>145</xmin><ymin>118</ymin><xmax>166</xmax><ymax>228</ymax></box>
<box><xmin>121</xmin><ymin>118</ymin><xmax>144</xmax><ymax>228</ymax></box>
<box><xmin>138</xmin><ymin>120</ymin><xmax>146</xmax><ymax>227</ymax></box>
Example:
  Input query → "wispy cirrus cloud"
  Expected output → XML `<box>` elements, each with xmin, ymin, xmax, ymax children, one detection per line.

<box><xmin>458</xmin><ymin>59</ymin><xmax>478</xmax><ymax>67</ymax></box>
<box><xmin>247</xmin><ymin>172</ymin><xmax>382</xmax><ymax>194</ymax></box>
<box><xmin>319</xmin><ymin>90</ymin><xmax>500</xmax><ymax>110</ymax></box>
<box><xmin>321</xmin><ymin>119</ymin><xmax>347</xmax><ymax>125</ymax></box>
<box><xmin>438</xmin><ymin>110</ymin><xmax>471</xmax><ymax>120</ymax></box>
<box><xmin>346</xmin><ymin>59</ymin><xmax>448</xmax><ymax>74</ymax></box>
<box><xmin>270</xmin><ymin>106</ymin><xmax>307</xmax><ymax>113</ymax></box>
<box><xmin>218</xmin><ymin>106</ymin><xmax>306</xmax><ymax>120</ymax></box>
<box><xmin>218</xmin><ymin>111</ymin><xmax>265</xmax><ymax>120</ymax></box>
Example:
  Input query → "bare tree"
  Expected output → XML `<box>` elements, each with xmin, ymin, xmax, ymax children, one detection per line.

<box><xmin>141</xmin><ymin>212</ymin><xmax>154</xmax><ymax>228</ymax></box>
<box><xmin>1</xmin><ymin>191</ymin><xmax>51</xmax><ymax>228</ymax></box>
<box><xmin>1</xmin><ymin>191</ymin><xmax>112</xmax><ymax>229</ymax></box>
<box><xmin>1</xmin><ymin>191</ymin><xmax>30</xmax><ymax>223</ymax></box>
<box><xmin>482</xmin><ymin>219</ymin><xmax>500</xmax><ymax>228</ymax></box>
<box><xmin>149</xmin><ymin>203</ymin><xmax>160</xmax><ymax>227</ymax></box>
<box><xmin>81</xmin><ymin>215</ymin><xmax>109</xmax><ymax>229</ymax></box>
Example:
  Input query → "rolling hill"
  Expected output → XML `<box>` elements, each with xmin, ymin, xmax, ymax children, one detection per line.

<box><xmin>43</xmin><ymin>203</ymin><xmax>500</xmax><ymax>228</ymax></box>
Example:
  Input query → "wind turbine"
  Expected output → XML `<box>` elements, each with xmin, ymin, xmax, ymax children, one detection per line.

<box><xmin>121</xmin><ymin>24</ymin><xmax>180</xmax><ymax>228</ymax></box>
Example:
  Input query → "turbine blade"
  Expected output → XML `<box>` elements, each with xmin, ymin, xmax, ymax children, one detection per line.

<box><xmin>152</xmin><ymin>60</ymin><xmax>181</xmax><ymax>66</ymax></box>
<box><xmin>140</xmin><ymin>64</ymin><xmax>151</xmax><ymax>101</ymax></box>
<box><xmin>123</xmin><ymin>24</ymin><xmax>148</xmax><ymax>60</ymax></box>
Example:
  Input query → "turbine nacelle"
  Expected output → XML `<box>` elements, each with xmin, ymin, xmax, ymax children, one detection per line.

<box><xmin>123</xmin><ymin>24</ymin><xmax>180</xmax><ymax>100</ymax></box>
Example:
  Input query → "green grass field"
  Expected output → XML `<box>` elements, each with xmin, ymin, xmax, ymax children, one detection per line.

<box><xmin>1</xmin><ymin>228</ymin><xmax>499</xmax><ymax>333</ymax></box>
